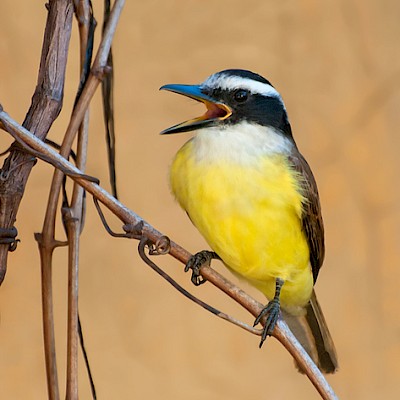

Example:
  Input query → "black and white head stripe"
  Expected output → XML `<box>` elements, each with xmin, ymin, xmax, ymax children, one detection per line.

<box><xmin>201</xmin><ymin>69</ymin><xmax>283</xmax><ymax>103</ymax></box>
<box><xmin>194</xmin><ymin>69</ymin><xmax>292</xmax><ymax>137</ymax></box>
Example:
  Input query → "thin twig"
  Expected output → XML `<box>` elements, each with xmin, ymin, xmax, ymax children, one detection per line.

<box><xmin>64</xmin><ymin>4</ymin><xmax>92</xmax><ymax>392</ymax></box>
<box><xmin>138</xmin><ymin>236</ymin><xmax>261</xmax><ymax>336</ymax></box>
<box><xmin>42</xmin><ymin>0</ymin><xmax>125</xmax><ymax>252</ymax></box>
<box><xmin>78</xmin><ymin>316</ymin><xmax>97</xmax><ymax>399</ymax></box>
<box><xmin>67</xmin><ymin>2</ymin><xmax>96</xmax><ymax>397</ymax></box>
<box><xmin>35</xmin><ymin>233</ymin><xmax>60</xmax><ymax>400</ymax></box>
<box><xmin>64</xmin><ymin>209</ymin><xmax>80</xmax><ymax>400</ymax></box>
<box><xmin>102</xmin><ymin>0</ymin><xmax>118</xmax><ymax>199</ymax></box>
<box><xmin>0</xmin><ymin>108</ymin><xmax>338</xmax><ymax>400</ymax></box>
<box><xmin>36</xmin><ymin>2</ymin><xmax>124</xmax><ymax>398</ymax></box>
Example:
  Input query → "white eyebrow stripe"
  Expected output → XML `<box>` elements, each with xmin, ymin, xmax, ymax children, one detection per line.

<box><xmin>202</xmin><ymin>74</ymin><xmax>282</xmax><ymax>100</ymax></box>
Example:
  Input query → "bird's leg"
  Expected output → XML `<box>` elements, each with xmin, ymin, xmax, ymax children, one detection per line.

<box><xmin>254</xmin><ymin>277</ymin><xmax>284</xmax><ymax>348</ymax></box>
<box><xmin>185</xmin><ymin>250</ymin><xmax>220</xmax><ymax>286</ymax></box>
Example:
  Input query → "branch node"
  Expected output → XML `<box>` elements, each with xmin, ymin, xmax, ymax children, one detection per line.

<box><xmin>34</xmin><ymin>232</ymin><xmax>68</xmax><ymax>250</ymax></box>
<box><xmin>0</xmin><ymin>227</ymin><xmax>20</xmax><ymax>252</ymax></box>
<box><xmin>92</xmin><ymin>196</ymin><xmax>141</xmax><ymax>238</ymax></box>
<box><xmin>61</xmin><ymin>206</ymin><xmax>79</xmax><ymax>223</ymax></box>
<box><xmin>122</xmin><ymin>221</ymin><xmax>144</xmax><ymax>239</ymax></box>
<box><xmin>92</xmin><ymin>65</ymin><xmax>110</xmax><ymax>81</ymax></box>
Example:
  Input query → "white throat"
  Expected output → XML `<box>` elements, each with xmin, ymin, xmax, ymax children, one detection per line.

<box><xmin>191</xmin><ymin>122</ymin><xmax>294</xmax><ymax>165</ymax></box>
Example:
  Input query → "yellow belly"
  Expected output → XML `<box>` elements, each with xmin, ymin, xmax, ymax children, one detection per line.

<box><xmin>170</xmin><ymin>139</ymin><xmax>313</xmax><ymax>312</ymax></box>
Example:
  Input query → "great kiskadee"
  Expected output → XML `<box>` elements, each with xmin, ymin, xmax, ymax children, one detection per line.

<box><xmin>160</xmin><ymin>69</ymin><xmax>338</xmax><ymax>373</ymax></box>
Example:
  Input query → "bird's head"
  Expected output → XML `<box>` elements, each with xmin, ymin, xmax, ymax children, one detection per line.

<box><xmin>160</xmin><ymin>69</ymin><xmax>292</xmax><ymax>137</ymax></box>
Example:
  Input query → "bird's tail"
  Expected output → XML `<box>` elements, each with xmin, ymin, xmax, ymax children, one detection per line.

<box><xmin>282</xmin><ymin>290</ymin><xmax>338</xmax><ymax>374</ymax></box>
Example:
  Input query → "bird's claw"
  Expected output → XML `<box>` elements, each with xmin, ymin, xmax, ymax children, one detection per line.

<box><xmin>254</xmin><ymin>298</ymin><xmax>281</xmax><ymax>348</ymax></box>
<box><xmin>185</xmin><ymin>250</ymin><xmax>217</xmax><ymax>286</ymax></box>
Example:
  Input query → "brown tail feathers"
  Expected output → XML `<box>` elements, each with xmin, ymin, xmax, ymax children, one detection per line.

<box><xmin>282</xmin><ymin>290</ymin><xmax>338</xmax><ymax>374</ymax></box>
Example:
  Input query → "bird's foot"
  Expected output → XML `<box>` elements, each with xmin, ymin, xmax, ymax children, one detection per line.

<box><xmin>185</xmin><ymin>250</ymin><xmax>219</xmax><ymax>286</ymax></box>
<box><xmin>254</xmin><ymin>298</ymin><xmax>281</xmax><ymax>348</ymax></box>
<box><xmin>253</xmin><ymin>278</ymin><xmax>284</xmax><ymax>348</ymax></box>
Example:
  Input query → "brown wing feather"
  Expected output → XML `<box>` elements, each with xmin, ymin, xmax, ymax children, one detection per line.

<box><xmin>288</xmin><ymin>151</ymin><xmax>324</xmax><ymax>283</ymax></box>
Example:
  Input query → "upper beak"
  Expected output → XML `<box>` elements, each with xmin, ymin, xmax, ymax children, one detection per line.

<box><xmin>159</xmin><ymin>84</ymin><xmax>232</xmax><ymax>134</ymax></box>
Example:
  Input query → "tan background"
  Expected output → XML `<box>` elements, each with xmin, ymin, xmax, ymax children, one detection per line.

<box><xmin>1</xmin><ymin>1</ymin><xmax>399</xmax><ymax>399</ymax></box>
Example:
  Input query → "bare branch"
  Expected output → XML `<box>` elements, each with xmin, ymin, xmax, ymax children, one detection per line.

<box><xmin>36</xmin><ymin>2</ymin><xmax>124</xmax><ymax>397</ymax></box>
<box><xmin>0</xmin><ymin>0</ymin><xmax>74</xmax><ymax>284</ymax></box>
<box><xmin>0</xmin><ymin>2</ymin><xmax>75</xmax><ymax>400</ymax></box>
<box><xmin>64</xmin><ymin>3</ymin><xmax>95</xmax><ymax>399</ymax></box>
<box><xmin>41</xmin><ymin>0</ymin><xmax>125</xmax><ymax>248</ymax></box>
<box><xmin>63</xmin><ymin>209</ymin><xmax>80</xmax><ymax>400</ymax></box>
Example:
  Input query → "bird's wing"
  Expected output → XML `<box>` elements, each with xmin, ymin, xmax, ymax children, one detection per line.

<box><xmin>288</xmin><ymin>151</ymin><xmax>325</xmax><ymax>282</ymax></box>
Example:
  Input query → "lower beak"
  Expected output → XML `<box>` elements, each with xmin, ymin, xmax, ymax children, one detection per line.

<box><xmin>160</xmin><ymin>84</ymin><xmax>232</xmax><ymax>134</ymax></box>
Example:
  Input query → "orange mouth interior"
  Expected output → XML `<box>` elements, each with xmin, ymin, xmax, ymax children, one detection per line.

<box><xmin>202</xmin><ymin>101</ymin><xmax>232</xmax><ymax>121</ymax></box>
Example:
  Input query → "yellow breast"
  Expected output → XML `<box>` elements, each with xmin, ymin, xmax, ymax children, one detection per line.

<box><xmin>170</xmin><ymin>126</ymin><xmax>313</xmax><ymax>311</ymax></box>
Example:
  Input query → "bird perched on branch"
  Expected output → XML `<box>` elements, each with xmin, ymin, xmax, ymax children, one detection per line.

<box><xmin>160</xmin><ymin>69</ymin><xmax>338</xmax><ymax>373</ymax></box>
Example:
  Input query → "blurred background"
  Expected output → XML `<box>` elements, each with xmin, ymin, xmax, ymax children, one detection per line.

<box><xmin>1</xmin><ymin>1</ymin><xmax>399</xmax><ymax>398</ymax></box>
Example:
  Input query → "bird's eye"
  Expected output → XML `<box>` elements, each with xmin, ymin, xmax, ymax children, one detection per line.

<box><xmin>233</xmin><ymin>89</ymin><xmax>249</xmax><ymax>103</ymax></box>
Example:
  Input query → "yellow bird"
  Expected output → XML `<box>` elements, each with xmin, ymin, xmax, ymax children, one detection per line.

<box><xmin>160</xmin><ymin>69</ymin><xmax>338</xmax><ymax>373</ymax></box>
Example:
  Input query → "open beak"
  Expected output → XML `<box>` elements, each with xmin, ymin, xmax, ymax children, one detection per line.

<box><xmin>160</xmin><ymin>84</ymin><xmax>232</xmax><ymax>134</ymax></box>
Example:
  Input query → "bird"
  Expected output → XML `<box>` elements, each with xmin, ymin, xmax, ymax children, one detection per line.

<box><xmin>160</xmin><ymin>69</ymin><xmax>338</xmax><ymax>373</ymax></box>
